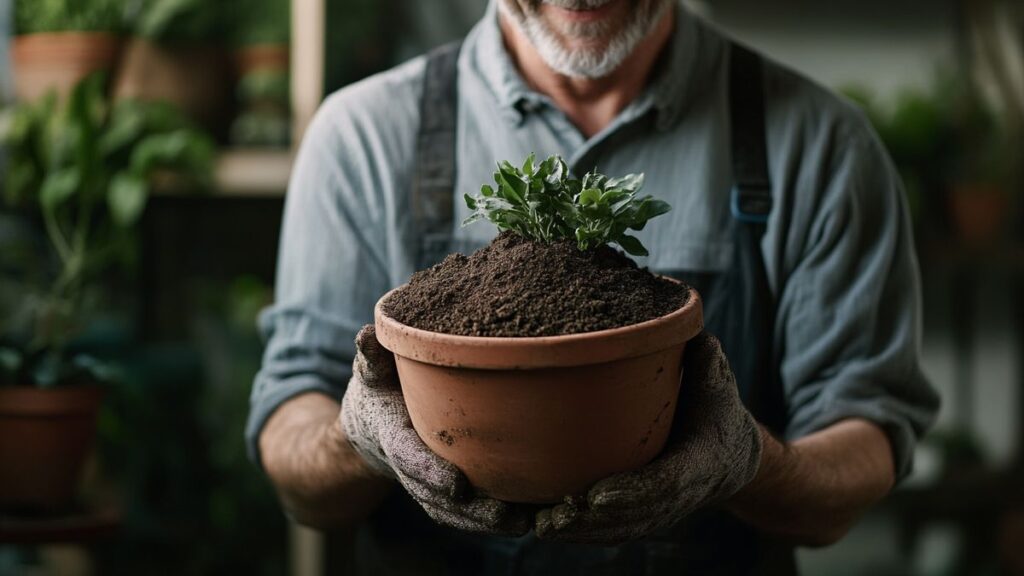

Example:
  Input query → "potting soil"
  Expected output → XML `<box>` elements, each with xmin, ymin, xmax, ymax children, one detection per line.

<box><xmin>383</xmin><ymin>231</ymin><xmax>689</xmax><ymax>337</ymax></box>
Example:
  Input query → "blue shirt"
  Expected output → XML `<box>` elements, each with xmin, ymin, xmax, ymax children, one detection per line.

<box><xmin>247</xmin><ymin>0</ymin><xmax>939</xmax><ymax>481</ymax></box>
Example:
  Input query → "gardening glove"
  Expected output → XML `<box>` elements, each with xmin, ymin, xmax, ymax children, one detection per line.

<box><xmin>534</xmin><ymin>331</ymin><xmax>763</xmax><ymax>545</ymax></box>
<box><xmin>340</xmin><ymin>325</ymin><xmax>532</xmax><ymax>536</ymax></box>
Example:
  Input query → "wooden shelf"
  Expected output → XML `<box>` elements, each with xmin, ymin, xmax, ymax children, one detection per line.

<box><xmin>214</xmin><ymin>148</ymin><xmax>293</xmax><ymax>197</ymax></box>
<box><xmin>153</xmin><ymin>148</ymin><xmax>293</xmax><ymax>198</ymax></box>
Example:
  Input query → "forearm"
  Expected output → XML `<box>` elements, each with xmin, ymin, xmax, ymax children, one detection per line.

<box><xmin>726</xmin><ymin>418</ymin><xmax>895</xmax><ymax>547</ymax></box>
<box><xmin>259</xmin><ymin>392</ymin><xmax>392</xmax><ymax>529</ymax></box>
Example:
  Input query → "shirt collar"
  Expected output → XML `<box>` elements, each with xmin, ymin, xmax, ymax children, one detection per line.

<box><xmin>465</xmin><ymin>0</ymin><xmax>703</xmax><ymax>131</ymax></box>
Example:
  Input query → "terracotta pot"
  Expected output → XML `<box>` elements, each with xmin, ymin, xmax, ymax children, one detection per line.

<box><xmin>113</xmin><ymin>38</ymin><xmax>230</xmax><ymax>135</ymax></box>
<box><xmin>375</xmin><ymin>285</ymin><xmax>704</xmax><ymax>504</ymax></box>
<box><xmin>11</xmin><ymin>32</ymin><xmax>121</xmax><ymax>102</ymax></box>
<box><xmin>234</xmin><ymin>43</ymin><xmax>289</xmax><ymax>75</ymax></box>
<box><xmin>948</xmin><ymin>184</ymin><xmax>1009</xmax><ymax>248</ymax></box>
<box><xmin>0</xmin><ymin>385</ymin><xmax>103</xmax><ymax>512</ymax></box>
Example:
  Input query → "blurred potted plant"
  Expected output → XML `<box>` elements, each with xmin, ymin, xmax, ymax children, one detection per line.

<box><xmin>230</xmin><ymin>0</ymin><xmax>291</xmax><ymax>148</ymax></box>
<box><xmin>0</xmin><ymin>73</ymin><xmax>214</xmax><ymax>512</ymax></box>
<box><xmin>948</xmin><ymin>0</ymin><xmax>1024</xmax><ymax>248</ymax></box>
<box><xmin>842</xmin><ymin>81</ymin><xmax>957</xmax><ymax>226</ymax></box>
<box><xmin>114</xmin><ymin>0</ymin><xmax>230</xmax><ymax>135</ymax></box>
<box><xmin>946</xmin><ymin>91</ymin><xmax>1013</xmax><ymax>248</ymax></box>
<box><xmin>11</xmin><ymin>0</ymin><xmax>125</xmax><ymax>102</ymax></box>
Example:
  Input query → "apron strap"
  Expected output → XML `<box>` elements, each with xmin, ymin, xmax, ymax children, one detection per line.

<box><xmin>413</xmin><ymin>41</ymin><xmax>462</xmax><ymax>269</ymax></box>
<box><xmin>729</xmin><ymin>44</ymin><xmax>773</xmax><ymax>224</ymax></box>
<box><xmin>727</xmin><ymin>42</ymin><xmax>788</xmax><ymax>435</ymax></box>
<box><xmin>725</xmin><ymin>40</ymin><xmax>797</xmax><ymax>576</ymax></box>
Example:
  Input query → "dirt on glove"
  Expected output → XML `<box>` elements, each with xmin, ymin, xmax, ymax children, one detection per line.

<box><xmin>382</xmin><ymin>231</ymin><xmax>689</xmax><ymax>337</ymax></box>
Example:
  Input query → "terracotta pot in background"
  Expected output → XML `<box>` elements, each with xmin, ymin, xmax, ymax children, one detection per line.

<box><xmin>113</xmin><ymin>38</ymin><xmax>230</xmax><ymax>136</ymax></box>
<box><xmin>11</xmin><ymin>32</ymin><xmax>121</xmax><ymax>102</ymax></box>
<box><xmin>375</xmin><ymin>286</ymin><xmax>703</xmax><ymax>504</ymax></box>
<box><xmin>0</xmin><ymin>385</ymin><xmax>103</xmax><ymax>513</ymax></box>
<box><xmin>948</xmin><ymin>184</ymin><xmax>1010</xmax><ymax>248</ymax></box>
<box><xmin>234</xmin><ymin>43</ymin><xmax>289</xmax><ymax>76</ymax></box>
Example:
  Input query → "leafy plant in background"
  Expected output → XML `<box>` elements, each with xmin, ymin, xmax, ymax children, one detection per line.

<box><xmin>232</xmin><ymin>0</ymin><xmax>290</xmax><ymax>46</ymax></box>
<box><xmin>14</xmin><ymin>0</ymin><xmax>126</xmax><ymax>35</ymax></box>
<box><xmin>842</xmin><ymin>81</ymin><xmax>959</xmax><ymax>221</ymax></box>
<box><xmin>126</xmin><ymin>0</ymin><xmax>223</xmax><ymax>43</ymax></box>
<box><xmin>230</xmin><ymin>68</ymin><xmax>291</xmax><ymax>148</ymax></box>
<box><xmin>0</xmin><ymin>73</ymin><xmax>214</xmax><ymax>387</ymax></box>
<box><xmin>844</xmin><ymin>73</ymin><xmax>1016</xmax><ymax>225</ymax></box>
<box><xmin>463</xmin><ymin>153</ymin><xmax>671</xmax><ymax>256</ymax></box>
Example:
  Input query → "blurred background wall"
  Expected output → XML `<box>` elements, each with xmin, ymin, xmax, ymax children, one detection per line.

<box><xmin>0</xmin><ymin>0</ymin><xmax>1021</xmax><ymax>575</ymax></box>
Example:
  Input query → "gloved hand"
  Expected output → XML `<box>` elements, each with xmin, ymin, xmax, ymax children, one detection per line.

<box><xmin>534</xmin><ymin>331</ymin><xmax>763</xmax><ymax>545</ymax></box>
<box><xmin>341</xmin><ymin>325</ymin><xmax>532</xmax><ymax>536</ymax></box>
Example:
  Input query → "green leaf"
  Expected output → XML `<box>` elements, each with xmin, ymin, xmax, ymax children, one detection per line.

<box><xmin>606</xmin><ymin>173</ymin><xmax>644</xmax><ymax>192</ymax></box>
<box><xmin>108</xmin><ymin>173</ymin><xmax>149</xmax><ymax>226</ymax></box>
<box><xmin>599</xmin><ymin>189</ymin><xmax>630</xmax><ymax>206</ymax></box>
<box><xmin>464</xmin><ymin>193</ymin><xmax>477</xmax><ymax>210</ymax></box>
<box><xmin>579</xmin><ymin>188</ymin><xmax>602</xmax><ymax>206</ymax></box>
<box><xmin>99</xmin><ymin>103</ymin><xmax>147</xmax><ymax>157</ymax></box>
<box><xmin>616</xmin><ymin>235</ymin><xmax>649</xmax><ymax>256</ymax></box>
<box><xmin>481</xmin><ymin>184</ymin><xmax>495</xmax><ymax>197</ymax></box>
<box><xmin>494</xmin><ymin>166</ymin><xmax>527</xmax><ymax>207</ymax></box>
<box><xmin>461</xmin><ymin>212</ymin><xmax>486</xmax><ymax>227</ymax></box>
<box><xmin>582</xmin><ymin>171</ymin><xmax>607</xmax><ymax>191</ymax></box>
<box><xmin>627</xmin><ymin>197</ymin><xmax>672</xmax><ymax>230</ymax></box>
<box><xmin>40</xmin><ymin>169</ymin><xmax>81</xmax><ymax>210</ymax></box>
<box><xmin>522</xmin><ymin>152</ymin><xmax>535</xmax><ymax>176</ymax></box>
<box><xmin>543</xmin><ymin>156</ymin><xmax>565</xmax><ymax>188</ymax></box>
<box><xmin>131</xmin><ymin>130</ymin><xmax>192</xmax><ymax>174</ymax></box>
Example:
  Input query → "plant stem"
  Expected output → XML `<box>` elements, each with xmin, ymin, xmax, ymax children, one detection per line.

<box><xmin>42</xmin><ymin>207</ymin><xmax>72</xmax><ymax>264</ymax></box>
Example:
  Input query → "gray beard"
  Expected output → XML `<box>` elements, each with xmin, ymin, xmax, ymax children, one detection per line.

<box><xmin>500</xmin><ymin>0</ymin><xmax>673</xmax><ymax>79</ymax></box>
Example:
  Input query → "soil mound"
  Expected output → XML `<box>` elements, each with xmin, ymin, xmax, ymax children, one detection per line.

<box><xmin>383</xmin><ymin>231</ymin><xmax>689</xmax><ymax>337</ymax></box>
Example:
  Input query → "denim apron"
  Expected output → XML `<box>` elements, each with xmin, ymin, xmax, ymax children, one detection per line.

<box><xmin>349</xmin><ymin>42</ymin><xmax>797</xmax><ymax>576</ymax></box>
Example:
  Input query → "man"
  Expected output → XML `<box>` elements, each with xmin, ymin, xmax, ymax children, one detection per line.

<box><xmin>247</xmin><ymin>0</ymin><xmax>940</xmax><ymax>573</ymax></box>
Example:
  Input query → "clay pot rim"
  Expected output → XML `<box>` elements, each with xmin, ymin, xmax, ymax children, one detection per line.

<box><xmin>12</xmin><ymin>31</ymin><xmax>121</xmax><ymax>46</ymax></box>
<box><xmin>375</xmin><ymin>280</ymin><xmax>703</xmax><ymax>370</ymax></box>
<box><xmin>0</xmin><ymin>384</ymin><xmax>104</xmax><ymax>416</ymax></box>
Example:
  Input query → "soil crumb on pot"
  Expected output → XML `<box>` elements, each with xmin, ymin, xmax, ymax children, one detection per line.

<box><xmin>383</xmin><ymin>231</ymin><xmax>689</xmax><ymax>337</ymax></box>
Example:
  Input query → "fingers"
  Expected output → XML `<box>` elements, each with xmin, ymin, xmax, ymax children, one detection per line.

<box><xmin>683</xmin><ymin>331</ymin><xmax>726</xmax><ymax>374</ymax></box>
<box><xmin>354</xmin><ymin>325</ymin><xmax>398</xmax><ymax>388</ymax></box>
<box><xmin>534</xmin><ymin>497</ymin><xmax>580</xmax><ymax>536</ymax></box>
<box><xmin>680</xmin><ymin>330</ymin><xmax>739</xmax><ymax>411</ymax></box>
<box><xmin>384</xmin><ymin>424</ymin><xmax>466</xmax><ymax>500</ymax></box>
<box><xmin>418</xmin><ymin>495</ymin><xmax>533</xmax><ymax>537</ymax></box>
<box><xmin>535</xmin><ymin>495</ymin><xmax>661</xmax><ymax>545</ymax></box>
<box><xmin>339</xmin><ymin>387</ymin><xmax>394</xmax><ymax>477</ymax></box>
<box><xmin>385</xmin><ymin>427</ymin><xmax>533</xmax><ymax>536</ymax></box>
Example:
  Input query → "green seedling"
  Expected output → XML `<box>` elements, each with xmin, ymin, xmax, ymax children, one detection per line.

<box><xmin>463</xmin><ymin>153</ymin><xmax>671</xmax><ymax>257</ymax></box>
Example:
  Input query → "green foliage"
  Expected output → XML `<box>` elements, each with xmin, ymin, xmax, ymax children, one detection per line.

<box><xmin>0</xmin><ymin>347</ymin><xmax>120</xmax><ymax>388</ymax></box>
<box><xmin>127</xmin><ymin>0</ymin><xmax>222</xmax><ymax>42</ymax></box>
<box><xmin>463</xmin><ymin>153</ymin><xmax>671</xmax><ymax>256</ymax></box>
<box><xmin>232</xmin><ymin>0</ymin><xmax>290</xmax><ymax>46</ymax></box>
<box><xmin>14</xmin><ymin>0</ymin><xmax>126</xmax><ymax>35</ymax></box>
<box><xmin>843</xmin><ymin>75</ymin><xmax>1015</xmax><ymax>206</ymax></box>
<box><xmin>0</xmin><ymin>72</ymin><xmax>214</xmax><ymax>386</ymax></box>
<box><xmin>236</xmin><ymin>69</ymin><xmax>290</xmax><ymax>104</ymax></box>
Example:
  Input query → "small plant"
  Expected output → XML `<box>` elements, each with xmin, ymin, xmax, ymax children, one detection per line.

<box><xmin>0</xmin><ymin>72</ymin><xmax>214</xmax><ymax>387</ymax></box>
<box><xmin>463</xmin><ymin>153</ymin><xmax>671</xmax><ymax>256</ymax></box>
